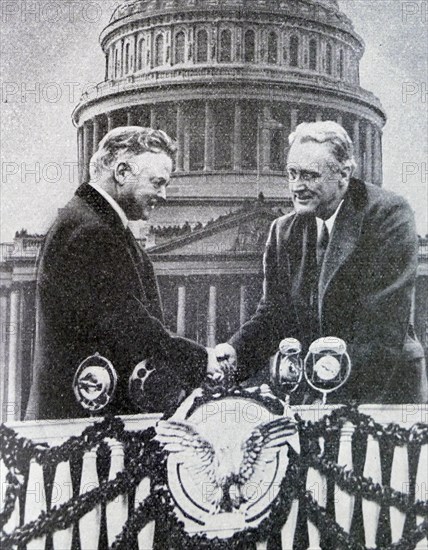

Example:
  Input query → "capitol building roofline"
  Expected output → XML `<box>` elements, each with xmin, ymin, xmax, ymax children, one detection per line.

<box><xmin>104</xmin><ymin>0</ymin><xmax>361</xmax><ymax>44</ymax></box>
<box><xmin>109</xmin><ymin>0</ymin><xmax>343</xmax><ymax>24</ymax></box>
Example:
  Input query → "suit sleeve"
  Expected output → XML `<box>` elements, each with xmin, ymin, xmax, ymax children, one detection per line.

<box><xmin>345</xmin><ymin>197</ymin><xmax>419</xmax><ymax>401</ymax></box>
<box><xmin>229</xmin><ymin>219</ymin><xmax>298</xmax><ymax>378</ymax></box>
<box><xmin>40</xmin><ymin>224</ymin><xmax>207</xmax><ymax>388</ymax></box>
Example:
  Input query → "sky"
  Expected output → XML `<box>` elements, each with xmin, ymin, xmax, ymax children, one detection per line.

<box><xmin>0</xmin><ymin>0</ymin><xmax>427</xmax><ymax>242</ymax></box>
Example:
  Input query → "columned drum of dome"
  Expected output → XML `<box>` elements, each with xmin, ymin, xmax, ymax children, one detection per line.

<box><xmin>72</xmin><ymin>0</ymin><xmax>386</xmax><ymax>228</ymax></box>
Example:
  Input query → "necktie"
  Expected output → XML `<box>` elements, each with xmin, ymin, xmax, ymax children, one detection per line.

<box><xmin>312</xmin><ymin>222</ymin><xmax>329</xmax><ymax>333</ymax></box>
<box><xmin>316</xmin><ymin>222</ymin><xmax>329</xmax><ymax>267</ymax></box>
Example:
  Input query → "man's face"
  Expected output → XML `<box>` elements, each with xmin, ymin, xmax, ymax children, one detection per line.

<box><xmin>115</xmin><ymin>151</ymin><xmax>173</xmax><ymax>221</ymax></box>
<box><xmin>286</xmin><ymin>140</ymin><xmax>349</xmax><ymax>219</ymax></box>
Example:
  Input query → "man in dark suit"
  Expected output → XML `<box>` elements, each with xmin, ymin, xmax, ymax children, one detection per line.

<box><xmin>216</xmin><ymin>121</ymin><xmax>426</xmax><ymax>403</ymax></box>
<box><xmin>26</xmin><ymin>127</ymin><xmax>220</xmax><ymax>419</ymax></box>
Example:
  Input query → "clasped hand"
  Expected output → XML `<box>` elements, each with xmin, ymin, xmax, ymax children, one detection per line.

<box><xmin>206</xmin><ymin>343</ymin><xmax>237</xmax><ymax>381</ymax></box>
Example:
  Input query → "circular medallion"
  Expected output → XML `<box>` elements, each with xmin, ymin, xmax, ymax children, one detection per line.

<box><xmin>73</xmin><ymin>353</ymin><xmax>117</xmax><ymax>412</ymax></box>
<box><xmin>156</xmin><ymin>393</ymin><xmax>299</xmax><ymax>539</ymax></box>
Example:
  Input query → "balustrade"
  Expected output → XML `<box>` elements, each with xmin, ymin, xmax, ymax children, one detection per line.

<box><xmin>2</xmin><ymin>405</ymin><xmax>427</xmax><ymax>549</ymax></box>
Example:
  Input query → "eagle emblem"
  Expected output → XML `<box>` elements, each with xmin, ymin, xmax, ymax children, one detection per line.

<box><xmin>155</xmin><ymin>391</ymin><xmax>300</xmax><ymax>537</ymax></box>
<box><xmin>156</xmin><ymin>415</ymin><xmax>296</xmax><ymax>513</ymax></box>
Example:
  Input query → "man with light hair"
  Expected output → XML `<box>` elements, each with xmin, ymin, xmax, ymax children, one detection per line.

<box><xmin>27</xmin><ymin>127</ymin><xmax>221</xmax><ymax>419</ymax></box>
<box><xmin>216</xmin><ymin>121</ymin><xmax>426</xmax><ymax>403</ymax></box>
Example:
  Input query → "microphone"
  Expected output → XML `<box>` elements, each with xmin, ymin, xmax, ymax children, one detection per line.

<box><xmin>304</xmin><ymin>337</ymin><xmax>351</xmax><ymax>404</ymax></box>
<box><xmin>270</xmin><ymin>338</ymin><xmax>303</xmax><ymax>399</ymax></box>
<box><xmin>73</xmin><ymin>352</ymin><xmax>117</xmax><ymax>413</ymax></box>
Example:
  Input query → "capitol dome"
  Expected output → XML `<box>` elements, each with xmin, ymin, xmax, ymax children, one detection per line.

<box><xmin>72</xmin><ymin>0</ymin><xmax>386</xmax><ymax>227</ymax></box>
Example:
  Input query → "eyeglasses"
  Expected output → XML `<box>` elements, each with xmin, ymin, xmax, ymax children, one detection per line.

<box><xmin>286</xmin><ymin>163</ymin><xmax>342</xmax><ymax>184</ymax></box>
<box><xmin>287</xmin><ymin>168</ymin><xmax>320</xmax><ymax>183</ymax></box>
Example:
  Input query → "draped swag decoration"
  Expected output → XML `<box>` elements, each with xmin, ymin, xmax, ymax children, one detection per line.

<box><xmin>1</xmin><ymin>404</ymin><xmax>427</xmax><ymax>549</ymax></box>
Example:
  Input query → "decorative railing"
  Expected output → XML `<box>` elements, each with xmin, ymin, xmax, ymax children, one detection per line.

<box><xmin>75</xmin><ymin>65</ymin><xmax>381</xmax><ymax>109</ymax></box>
<box><xmin>2</xmin><ymin>238</ymin><xmax>427</xmax><ymax>264</ymax></box>
<box><xmin>419</xmin><ymin>240</ymin><xmax>428</xmax><ymax>260</ymax></box>
<box><xmin>0</xmin><ymin>238</ymin><xmax>43</xmax><ymax>261</ymax></box>
<box><xmin>1</xmin><ymin>404</ymin><xmax>427</xmax><ymax>549</ymax></box>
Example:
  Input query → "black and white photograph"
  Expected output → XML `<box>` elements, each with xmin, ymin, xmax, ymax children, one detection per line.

<box><xmin>1</xmin><ymin>0</ymin><xmax>427</xmax><ymax>548</ymax></box>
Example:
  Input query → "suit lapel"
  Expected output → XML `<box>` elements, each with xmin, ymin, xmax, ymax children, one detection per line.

<box><xmin>123</xmin><ymin>228</ymin><xmax>164</xmax><ymax>322</ymax></box>
<box><xmin>75</xmin><ymin>184</ymin><xmax>163</xmax><ymax>321</ymax></box>
<box><xmin>318</xmin><ymin>180</ymin><xmax>366</xmax><ymax>312</ymax></box>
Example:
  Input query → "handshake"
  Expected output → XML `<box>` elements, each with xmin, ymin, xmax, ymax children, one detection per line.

<box><xmin>206</xmin><ymin>343</ymin><xmax>237</xmax><ymax>381</ymax></box>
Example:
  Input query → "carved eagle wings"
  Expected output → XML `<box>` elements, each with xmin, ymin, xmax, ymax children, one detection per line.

<box><xmin>155</xmin><ymin>416</ymin><xmax>296</xmax><ymax>513</ymax></box>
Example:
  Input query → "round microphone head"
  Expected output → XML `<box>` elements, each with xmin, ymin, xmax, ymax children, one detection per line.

<box><xmin>73</xmin><ymin>353</ymin><xmax>117</xmax><ymax>412</ymax></box>
<box><xmin>271</xmin><ymin>338</ymin><xmax>303</xmax><ymax>394</ymax></box>
<box><xmin>279</xmin><ymin>337</ymin><xmax>302</xmax><ymax>355</ymax></box>
<box><xmin>129</xmin><ymin>360</ymin><xmax>155</xmax><ymax>408</ymax></box>
<box><xmin>308</xmin><ymin>336</ymin><xmax>347</xmax><ymax>355</ymax></box>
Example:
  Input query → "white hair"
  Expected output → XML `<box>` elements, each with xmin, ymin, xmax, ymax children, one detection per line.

<box><xmin>89</xmin><ymin>126</ymin><xmax>176</xmax><ymax>179</ymax></box>
<box><xmin>289</xmin><ymin>121</ymin><xmax>357</xmax><ymax>174</ymax></box>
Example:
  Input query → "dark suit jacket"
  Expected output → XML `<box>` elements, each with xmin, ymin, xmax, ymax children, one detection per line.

<box><xmin>230</xmin><ymin>179</ymin><xmax>423</xmax><ymax>403</ymax></box>
<box><xmin>26</xmin><ymin>184</ymin><xmax>207</xmax><ymax>419</ymax></box>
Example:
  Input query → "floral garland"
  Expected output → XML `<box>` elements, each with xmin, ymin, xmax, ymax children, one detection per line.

<box><xmin>304</xmin><ymin>492</ymin><xmax>428</xmax><ymax>550</ymax></box>
<box><xmin>0</xmin><ymin>424</ymin><xmax>157</xmax><ymax>547</ymax></box>
<box><xmin>298</xmin><ymin>403</ymin><xmax>428</xmax><ymax>447</ymax></box>
<box><xmin>0</xmin><ymin>471</ymin><xmax>22</xmax><ymax>530</ymax></box>
<box><xmin>1</xmin><ymin>401</ymin><xmax>428</xmax><ymax>549</ymax></box>
<box><xmin>306</xmin><ymin>452</ymin><xmax>428</xmax><ymax>517</ymax></box>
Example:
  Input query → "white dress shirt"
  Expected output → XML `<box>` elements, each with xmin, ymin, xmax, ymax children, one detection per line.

<box><xmin>316</xmin><ymin>200</ymin><xmax>344</xmax><ymax>239</ymax></box>
<box><xmin>88</xmin><ymin>182</ymin><xmax>129</xmax><ymax>228</ymax></box>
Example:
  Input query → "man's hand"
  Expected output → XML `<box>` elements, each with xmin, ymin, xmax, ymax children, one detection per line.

<box><xmin>214</xmin><ymin>343</ymin><xmax>237</xmax><ymax>376</ymax></box>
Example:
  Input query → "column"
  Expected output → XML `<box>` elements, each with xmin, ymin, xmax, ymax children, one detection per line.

<box><xmin>261</xmin><ymin>105</ymin><xmax>271</xmax><ymax>171</ymax></box>
<box><xmin>204</xmin><ymin>101</ymin><xmax>214</xmax><ymax>172</ymax></box>
<box><xmin>107</xmin><ymin>112</ymin><xmax>114</xmax><ymax>132</ymax></box>
<box><xmin>17</xmin><ymin>287</ymin><xmax>24</xmax><ymax>403</ymax></box>
<box><xmin>110</xmin><ymin>46</ymin><xmax>115</xmax><ymax>79</ymax></box>
<box><xmin>150</xmin><ymin>106</ymin><xmax>157</xmax><ymax>128</ymax></box>
<box><xmin>7</xmin><ymin>288</ymin><xmax>20</xmax><ymax>421</ymax></box>
<box><xmin>291</xmin><ymin>108</ymin><xmax>299</xmax><ymax>131</ymax></box>
<box><xmin>373</xmin><ymin>127</ymin><xmax>383</xmax><ymax>186</ymax></box>
<box><xmin>93</xmin><ymin>116</ymin><xmax>101</xmax><ymax>153</ymax></box>
<box><xmin>410</xmin><ymin>286</ymin><xmax>416</xmax><ymax>325</ymax></box>
<box><xmin>175</xmin><ymin>103</ymin><xmax>184</xmax><ymax>172</ymax></box>
<box><xmin>239</xmin><ymin>284</ymin><xmax>248</xmax><ymax>325</ymax></box>
<box><xmin>120</xmin><ymin>38</ymin><xmax>125</xmax><ymax>77</ymax></box>
<box><xmin>353</xmin><ymin>118</ymin><xmax>361</xmax><ymax>179</ymax></box>
<box><xmin>207</xmin><ymin>284</ymin><xmax>217</xmax><ymax>347</ymax></box>
<box><xmin>134</xmin><ymin>34</ymin><xmax>138</xmax><ymax>72</ymax></box>
<box><xmin>183</xmin><ymin>113</ymin><xmax>190</xmax><ymax>172</ymax></box>
<box><xmin>365</xmin><ymin>122</ymin><xmax>373</xmax><ymax>183</ymax></box>
<box><xmin>83</xmin><ymin>121</ymin><xmax>92</xmax><ymax>183</ymax></box>
<box><xmin>0</xmin><ymin>291</ymin><xmax>8</xmax><ymax>423</ymax></box>
<box><xmin>105</xmin><ymin>50</ymin><xmax>109</xmax><ymax>81</ymax></box>
<box><xmin>176</xmin><ymin>285</ymin><xmax>186</xmax><ymax>336</ymax></box>
<box><xmin>78</xmin><ymin>126</ymin><xmax>84</xmax><ymax>184</ymax></box>
<box><xmin>315</xmin><ymin>111</ymin><xmax>323</xmax><ymax>122</ymax></box>
<box><xmin>233</xmin><ymin>102</ymin><xmax>242</xmax><ymax>171</ymax></box>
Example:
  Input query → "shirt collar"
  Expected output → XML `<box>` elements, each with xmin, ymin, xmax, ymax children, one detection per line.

<box><xmin>88</xmin><ymin>181</ymin><xmax>128</xmax><ymax>228</ymax></box>
<box><xmin>316</xmin><ymin>200</ymin><xmax>344</xmax><ymax>236</ymax></box>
